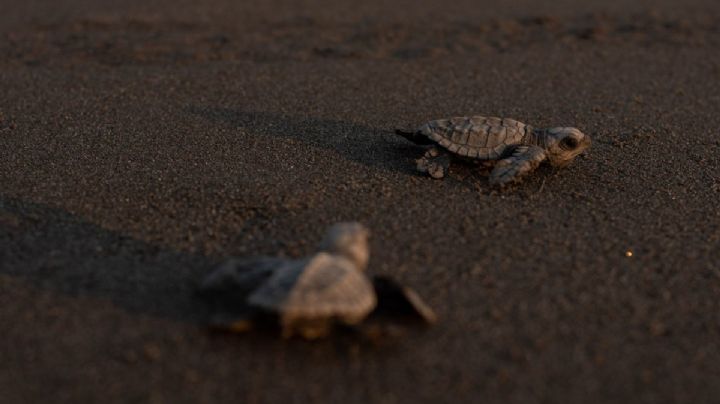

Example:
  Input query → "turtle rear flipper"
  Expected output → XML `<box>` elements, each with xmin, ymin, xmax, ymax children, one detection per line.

<box><xmin>416</xmin><ymin>147</ymin><xmax>451</xmax><ymax>179</ymax></box>
<box><xmin>372</xmin><ymin>276</ymin><xmax>437</xmax><ymax>324</ymax></box>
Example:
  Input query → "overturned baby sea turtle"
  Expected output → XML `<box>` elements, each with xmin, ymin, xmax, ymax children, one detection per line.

<box><xmin>396</xmin><ymin>116</ymin><xmax>591</xmax><ymax>186</ymax></box>
<box><xmin>198</xmin><ymin>222</ymin><xmax>436</xmax><ymax>339</ymax></box>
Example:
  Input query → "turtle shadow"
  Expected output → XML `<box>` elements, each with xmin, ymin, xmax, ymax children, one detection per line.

<box><xmin>186</xmin><ymin>106</ymin><xmax>420</xmax><ymax>176</ymax></box>
<box><xmin>0</xmin><ymin>195</ymin><xmax>216</xmax><ymax>325</ymax></box>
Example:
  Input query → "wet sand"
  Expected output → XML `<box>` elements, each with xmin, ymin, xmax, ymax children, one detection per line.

<box><xmin>2</xmin><ymin>1</ymin><xmax>720</xmax><ymax>403</ymax></box>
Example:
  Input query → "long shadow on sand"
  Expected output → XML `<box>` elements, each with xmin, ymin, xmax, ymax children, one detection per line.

<box><xmin>0</xmin><ymin>195</ymin><xmax>215</xmax><ymax>324</ymax></box>
<box><xmin>187</xmin><ymin>106</ymin><xmax>420</xmax><ymax>176</ymax></box>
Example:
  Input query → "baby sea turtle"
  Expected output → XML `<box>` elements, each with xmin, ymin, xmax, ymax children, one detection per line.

<box><xmin>199</xmin><ymin>222</ymin><xmax>435</xmax><ymax>339</ymax></box>
<box><xmin>396</xmin><ymin>116</ymin><xmax>591</xmax><ymax>185</ymax></box>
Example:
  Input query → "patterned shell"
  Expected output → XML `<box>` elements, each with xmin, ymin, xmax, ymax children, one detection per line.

<box><xmin>419</xmin><ymin>116</ymin><xmax>530</xmax><ymax>160</ymax></box>
<box><xmin>247</xmin><ymin>253</ymin><xmax>377</xmax><ymax>325</ymax></box>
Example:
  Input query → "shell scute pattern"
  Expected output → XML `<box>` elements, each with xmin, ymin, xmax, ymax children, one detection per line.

<box><xmin>466</xmin><ymin>128</ymin><xmax>487</xmax><ymax>147</ymax></box>
<box><xmin>452</xmin><ymin>130</ymin><xmax>469</xmax><ymax>145</ymax></box>
<box><xmin>423</xmin><ymin>116</ymin><xmax>527</xmax><ymax>159</ymax></box>
<box><xmin>248</xmin><ymin>253</ymin><xmax>376</xmax><ymax>324</ymax></box>
<box><xmin>487</xmin><ymin>125</ymin><xmax>507</xmax><ymax>148</ymax></box>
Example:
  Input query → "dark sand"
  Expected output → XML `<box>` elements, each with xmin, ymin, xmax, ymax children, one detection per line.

<box><xmin>2</xmin><ymin>0</ymin><xmax>720</xmax><ymax>403</ymax></box>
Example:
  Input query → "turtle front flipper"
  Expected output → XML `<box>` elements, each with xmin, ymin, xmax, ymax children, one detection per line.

<box><xmin>489</xmin><ymin>145</ymin><xmax>547</xmax><ymax>186</ymax></box>
<box><xmin>416</xmin><ymin>147</ymin><xmax>451</xmax><ymax>179</ymax></box>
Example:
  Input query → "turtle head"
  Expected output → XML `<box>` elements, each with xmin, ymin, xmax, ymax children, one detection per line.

<box><xmin>543</xmin><ymin>127</ymin><xmax>591</xmax><ymax>167</ymax></box>
<box><xmin>318</xmin><ymin>222</ymin><xmax>370</xmax><ymax>271</ymax></box>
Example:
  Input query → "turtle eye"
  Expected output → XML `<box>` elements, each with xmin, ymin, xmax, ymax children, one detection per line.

<box><xmin>561</xmin><ymin>137</ymin><xmax>579</xmax><ymax>150</ymax></box>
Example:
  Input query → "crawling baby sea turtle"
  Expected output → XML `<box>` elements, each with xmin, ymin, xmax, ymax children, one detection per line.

<box><xmin>396</xmin><ymin>116</ymin><xmax>591</xmax><ymax>185</ymax></box>
<box><xmin>199</xmin><ymin>222</ymin><xmax>435</xmax><ymax>339</ymax></box>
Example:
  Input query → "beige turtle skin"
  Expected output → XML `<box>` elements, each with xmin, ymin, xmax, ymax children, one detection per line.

<box><xmin>396</xmin><ymin>116</ymin><xmax>591</xmax><ymax>185</ymax></box>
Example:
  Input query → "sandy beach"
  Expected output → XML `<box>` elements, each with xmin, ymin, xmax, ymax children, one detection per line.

<box><xmin>2</xmin><ymin>0</ymin><xmax>720</xmax><ymax>402</ymax></box>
